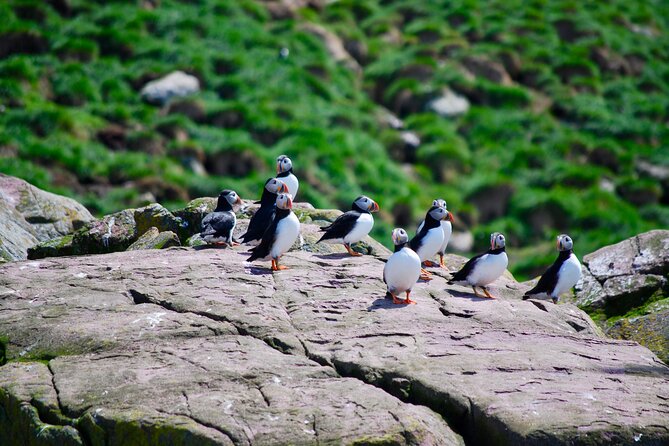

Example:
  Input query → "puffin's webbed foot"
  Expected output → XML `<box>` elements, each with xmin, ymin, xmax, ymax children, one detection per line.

<box><xmin>482</xmin><ymin>287</ymin><xmax>496</xmax><ymax>299</ymax></box>
<box><xmin>345</xmin><ymin>244</ymin><xmax>363</xmax><ymax>257</ymax></box>
<box><xmin>403</xmin><ymin>291</ymin><xmax>417</xmax><ymax>305</ymax></box>
<box><xmin>390</xmin><ymin>293</ymin><xmax>404</xmax><ymax>305</ymax></box>
<box><xmin>272</xmin><ymin>258</ymin><xmax>289</xmax><ymax>271</ymax></box>
<box><xmin>423</xmin><ymin>260</ymin><xmax>440</xmax><ymax>268</ymax></box>
<box><xmin>439</xmin><ymin>254</ymin><xmax>448</xmax><ymax>269</ymax></box>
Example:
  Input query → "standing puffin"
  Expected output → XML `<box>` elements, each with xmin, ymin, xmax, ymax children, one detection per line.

<box><xmin>448</xmin><ymin>232</ymin><xmax>508</xmax><ymax>298</ymax></box>
<box><xmin>317</xmin><ymin>196</ymin><xmax>379</xmax><ymax>256</ymax></box>
<box><xmin>200</xmin><ymin>190</ymin><xmax>242</xmax><ymax>246</ymax></box>
<box><xmin>247</xmin><ymin>193</ymin><xmax>300</xmax><ymax>271</ymax></box>
<box><xmin>239</xmin><ymin>178</ymin><xmax>288</xmax><ymax>244</ymax></box>
<box><xmin>417</xmin><ymin>199</ymin><xmax>454</xmax><ymax>268</ymax></box>
<box><xmin>384</xmin><ymin>228</ymin><xmax>421</xmax><ymax>305</ymax></box>
<box><xmin>523</xmin><ymin>234</ymin><xmax>582</xmax><ymax>304</ymax></box>
<box><xmin>409</xmin><ymin>205</ymin><xmax>451</xmax><ymax>280</ymax></box>
<box><xmin>276</xmin><ymin>155</ymin><xmax>299</xmax><ymax>199</ymax></box>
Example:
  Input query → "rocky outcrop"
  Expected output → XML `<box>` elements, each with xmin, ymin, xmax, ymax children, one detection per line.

<box><xmin>140</xmin><ymin>71</ymin><xmax>200</xmax><ymax>105</ymax></box>
<box><xmin>574</xmin><ymin>230</ymin><xmax>669</xmax><ymax>363</ymax></box>
<box><xmin>1</xmin><ymin>240</ymin><xmax>667</xmax><ymax>445</ymax></box>
<box><xmin>0</xmin><ymin>174</ymin><xmax>94</xmax><ymax>262</ymax></box>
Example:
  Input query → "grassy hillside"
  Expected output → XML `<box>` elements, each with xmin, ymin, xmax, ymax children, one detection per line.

<box><xmin>1</xmin><ymin>0</ymin><xmax>668</xmax><ymax>279</ymax></box>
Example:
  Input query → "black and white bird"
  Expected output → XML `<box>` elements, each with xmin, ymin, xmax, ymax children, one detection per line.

<box><xmin>239</xmin><ymin>178</ymin><xmax>288</xmax><ymax>244</ymax></box>
<box><xmin>200</xmin><ymin>190</ymin><xmax>242</xmax><ymax>246</ymax></box>
<box><xmin>448</xmin><ymin>232</ymin><xmax>508</xmax><ymax>298</ymax></box>
<box><xmin>383</xmin><ymin>228</ymin><xmax>421</xmax><ymax>305</ymax></box>
<box><xmin>523</xmin><ymin>234</ymin><xmax>582</xmax><ymax>304</ymax></box>
<box><xmin>409</xmin><ymin>205</ymin><xmax>451</xmax><ymax>280</ymax></box>
<box><xmin>416</xmin><ymin>199</ymin><xmax>454</xmax><ymax>268</ymax></box>
<box><xmin>276</xmin><ymin>155</ymin><xmax>299</xmax><ymax>199</ymax></box>
<box><xmin>247</xmin><ymin>193</ymin><xmax>300</xmax><ymax>271</ymax></box>
<box><xmin>317</xmin><ymin>195</ymin><xmax>379</xmax><ymax>256</ymax></box>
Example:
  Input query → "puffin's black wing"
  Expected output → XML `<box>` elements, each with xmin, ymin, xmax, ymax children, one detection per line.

<box><xmin>200</xmin><ymin>211</ymin><xmax>235</xmax><ymax>238</ymax></box>
<box><xmin>240</xmin><ymin>205</ymin><xmax>276</xmax><ymax>243</ymax></box>
<box><xmin>448</xmin><ymin>253</ymin><xmax>485</xmax><ymax>283</ymax></box>
<box><xmin>247</xmin><ymin>218</ymin><xmax>279</xmax><ymax>262</ymax></box>
<box><xmin>317</xmin><ymin>211</ymin><xmax>361</xmax><ymax>242</ymax></box>
<box><xmin>523</xmin><ymin>260</ymin><xmax>562</xmax><ymax>298</ymax></box>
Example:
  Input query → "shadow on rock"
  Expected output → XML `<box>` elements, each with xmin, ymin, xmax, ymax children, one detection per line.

<box><xmin>367</xmin><ymin>296</ymin><xmax>414</xmax><ymax>311</ymax></box>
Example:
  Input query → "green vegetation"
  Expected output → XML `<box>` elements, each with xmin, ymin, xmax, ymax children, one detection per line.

<box><xmin>1</xmin><ymin>0</ymin><xmax>668</xmax><ymax>278</ymax></box>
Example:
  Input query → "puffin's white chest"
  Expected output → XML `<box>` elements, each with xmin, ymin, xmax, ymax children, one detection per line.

<box><xmin>270</xmin><ymin>212</ymin><xmax>300</xmax><ymax>259</ymax></box>
<box><xmin>467</xmin><ymin>251</ymin><xmax>508</xmax><ymax>286</ymax></box>
<box><xmin>344</xmin><ymin>213</ymin><xmax>374</xmax><ymax>244</ymax></box>
<box><xmin>553</xmin><ymin>254</ymin><xmax>582</xmax><ymax>297</ymax></box>
<box><xmin>415</xmin><ymin>227</ymin><xmax>444</xmax><ymax>261</ymax></box>
<box><xmin>384</xmin><ymin>247</ymin><xmax>421</xmax><ymax>294</ymax></box>
<box><xmin>282</xmin><ymin>174</ymin><xmax>299</xmax><ymax>199</ymax></box>
<box><xmin>439</xmin><ymin>221</ymin><xmax>452</xmax><ymax>253</ymax></box>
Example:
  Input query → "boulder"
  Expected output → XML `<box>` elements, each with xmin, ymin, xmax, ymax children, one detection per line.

<box><xmin>0</xmin><ymin>174</ymin><xmax>94</xmax><ymax>261</ymax></box>
<box><xmin>428</xmin><ymin>89</ymin><xmax>470</xmax><ymax>117</ymax></box>
<box><xmin>462</xmin><ymin>56</ymin><xmax>513</xmax><ymax>85</ymax></box>
<box><xmin>300</xmin><ymin>23</ymin><xmax>361</xmax><ymax>74</ymax></box>
<box><xmin>126</xmin><ymin>227</ymin><xmax>181</xmax><ymax>251</ymax></box>
<box><xmin>140</xmin><ymin>71</ymin><xmax>200</xmax><ymax>106</ymax></box>
<box><xmin>1</xmin><ymin>243</ymin><xmax>667</xmax><ymax>445</ymax></box>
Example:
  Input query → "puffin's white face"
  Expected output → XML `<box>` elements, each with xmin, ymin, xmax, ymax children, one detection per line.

<box><xmin>391</xmin><ymin>228</ymin><xmax>409</xmax><ymax>245</ymax></box>
<box><xmin>432</xmin><ymin>199</ymin><xmax>447</xmax><ymax>209</ymax></box>
<box><xmin>429</xmin><ymin>206</ymin><xmax>451</xmax><ymax>221</ymax></box>
<box><xmin>277</xmin><ymin>155</ymin><xmax>293</xmax><ymax>174</ymax></box>
<box><xmin>490</xmin><ymin>232</ymin><xmax>506</xmax><ymax>249</ymax></box>
<box><xmin>557</xmin><ymin>234</ymin><xmax>573</xmax><ymax>251</ymax></box>
<box><xmin>266</xmin><ymin>178</ymin><xmax>288</xmax><ymax>194</ymax></box>
<box><xmin>224</xmin><ymin>190</ymin><xmax>242</xmax><ymax>206</ymax></box>
<box><xmin>355</xmin><ymin>196</ymin><xmax>380</xmax><ymax>212</ymax></box>
<box><xmin>276</xmin><ymin>193</ymin><xmax>293</xmax><ymax>210</ymax></box>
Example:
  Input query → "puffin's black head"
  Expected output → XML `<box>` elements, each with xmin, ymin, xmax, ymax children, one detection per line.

<box><xmin>352</xmin><ymin>195</ymin><xmax>379</xmax><ymax>213</ymax></box>
<box><xmin>276</xmin><ymin>155</ymin><xmax>293</xmax><ymax>174</ymax></box>
<box><xmin>557</xmin><ymin>234</ymin><xmax>573</xmax><ymax>251</ymax></box>
<box><xmin>426</xmin><ymin>205</ymin><xmax>451</xmax><ymax>222</ymax></box>
<box><xmin>391</xmin><ymin>228</ymin><xmax>409</xmax><ymax>246</ymax></box>
<box><xmin>265</xmin><ymin>178</ymin><xmax>288</xmax><ymax>194</ymax></box>
<box><xmin>276</xmin><ymin>193</ymin><xmax>293</xmax><ymax>210</ymax></box>
<box><xmin>216</xmin><ymin>190</ymin><xmax>242</xmax><ymax>211</ymax></box>
<box><xmin>490</xmin><ymin>232</ymin><xmax>506</xmax><ymax>250</ymax></box>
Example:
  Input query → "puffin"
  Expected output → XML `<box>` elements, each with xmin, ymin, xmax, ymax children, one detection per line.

<box><xmin>247</xmin><ymin>193</ymin><xmax>300</xmax><ymax>271</ymax></box>
<box><xmin>239</xmin><ymin>178</ymin><xmax>288</xmax><ymax>244</ymax></box>
<box><xmin>383</xmin><ymin>228</ymin><xmax>421</xmax><ymax>305</ymax></box>
<box><xmin>200</xmin><ymin>190</ymin><xmax>242</xmax><ymax>246</ymax></box>
<box><xmin>523</xmin><ymin>234</ymin><xmax>582</xmax><ymax>304</ymax></box>
<box><xmin>416</xmin><ymin>199</ymin><xmax>454</xmax><ymax>268</ymax></box>
<box><xmin>317</xmin><ymin>195</ymin><xmax>380</xmax><ymax>256</ymax></box>
<box><xmin>276</xmin><ymin>155</ymin><xmax>299</xmax><ymax>199</ymax></box>
<box><xmin>448</xmin><ymin>232</ymin><xmax>508</xmax><ymax>298</ymax></box>
<box><xmin>409</xmin><ymin>205</ymin><xmax>451</xmax><ymax>280</ymax></box>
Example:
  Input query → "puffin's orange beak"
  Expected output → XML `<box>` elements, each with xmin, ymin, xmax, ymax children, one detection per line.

<box><xmin>369</xmin><ymin>201</ymin><xmax>380</xmax><ymax>212</ymax></box>
<box><xmin>278</xmin><ymin>182</ymin><xmax>288</xmax><ymax>193</ymax></box>
<box><xmin>235</xmin><ymin>196</ymin><xmax>243</xmax><ymax>205</ymax></box>
<box><xmin>276</xmin><ymin>162</ymin><xmax>281</xmax><ymax>174</ymax></box>
<box><xmin>556</xmin><ymin>238</ymin><xmax>561</xmax><ymax>250</ymax></box>
<box><xmin>286</xmin><ymin>195</ymin><xmax>293</xmax><ymax>209</ymax></box>
<box><xmin>447</xmin><ymin>211</ymin><xmax>454</xmax><ymax>223</ymax></box>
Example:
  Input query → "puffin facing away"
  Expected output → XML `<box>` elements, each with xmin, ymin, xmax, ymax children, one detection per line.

<box><xmin>276</xmin><ymin>155</ymin><xmax>299</xmax><ymax>199</ymax></box>
<box><xmin>409</xmin><ymin>205</ymin><xmax>451</xmax><ymax>280</ymax></box>
<box><xmin>448</xmin><ymin>232</ymin><xmax>508</xmax><ymax>299</ymax></box>
<box><xmin>239</xmin><ymin>178</ymin><xmax>288</xmax><ymax>244</ymax></box>
<box><xmin>384</xmin><ymin>228</ymin><xmax>421</xmax><ymax>305</ymax></box>
<box><xmin>247</xmin><ymin>193</ymin><xmax>300</xmax><ymax>271</ymax></box>
<box><xmin>523</xmin><ymin>234</ymin><xmax>582</xmax><ymax>304</ymax></box>
<box><xmin>200</xmin><ymin>190</ymin><xmax>242</xmax><ymax>246</ymax></box>
<box><xmin>317</xmin><ymin>195</ymin><xmax>379</xmax><ymax>256</ymax></box>
<box><xmin>417</xmin><ymin>199</ymin><xmax>454</xmax><ymax>268</ymax></box>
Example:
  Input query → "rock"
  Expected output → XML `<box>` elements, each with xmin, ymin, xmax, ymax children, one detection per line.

<box><xmin>462</xmin><ymin>56</ymin><xmax>513</xmax><ymax>85</ymax></box>
<box><xmin>428</xmin><ymin>89</ymin><xmax>470</xmax><ymax>117</ymax></box>
<box><xmin>127</xmin><ymin>227</ymin><xmax>180</xmax><ymax>251</ymax></box>
<box><xmin>0</xmin><ymin>204</ymin><xmax>38</xmax><ymax>262</ymax></box>
<box><xmin>134</xmin><ymin>203</ymin><xmax>187</xmax><ymax>239</ymax></box>
<box><xmin>448</xmin><ymin>230</ymin><xmax>474</xmax><ymax>253</ymax></box>
<box><xmin>173</xmin><ymin>197</ymin><xmax>217</xmax><ymax>234</ymax></box>
<box><xmin>1</xmin><ymin>244</ymin><xmax>667</xmax><ymax>445</ymax></box>
<box><xmin>574</xmin><ymin>230</ymin><xmax>669</xmax><ymax>362</ymax></box>
<box><xmin>27</xmin><ymin>234</ymin><xmax>74</xmax><ymax>259</ymax></box>
<box><xmin>300</xmin><ymin>23</ymin><xmax>361</xmax><ymax>74</ymax></box>
<box><xmin>140</xmin><ymin>71</ymin><xmax>200</xmax><ymax>106</ymax></box>
<box><xmin>167</xmin><ymin>98</ymin><xmax>206</xmax><ymax>122</ymax></box>
<box><xmin>608</xmin><ymin>308</ymin><xmax>669</xmax><ymax>364</ymax></box>
<box><xmin>73</xmin><ymin>209</ymin><xmax>138</xmax><ymax>254</ymax></box>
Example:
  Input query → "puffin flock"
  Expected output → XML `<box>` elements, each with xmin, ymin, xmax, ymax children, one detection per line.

<box><xmin>201</xmin><ymin>155</ymin><xmax>582</xmax><ymax>305</ymax></box>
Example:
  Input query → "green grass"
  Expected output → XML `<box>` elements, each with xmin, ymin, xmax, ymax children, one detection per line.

<box><xmin>1</xmin><ymin>0</ymin><xmax>668</xmax><ymax>279</ymax></box>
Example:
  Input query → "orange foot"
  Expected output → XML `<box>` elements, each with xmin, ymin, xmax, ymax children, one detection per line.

<box><xmin>390</xmin><ymin>293</ymin><xmax>404</xmax><ymax>305</ymax></box>
<box><xmin>345</xmin><ymin>244</ymin><xmax>363</xmax><ymax>256</ymax></box>
<box><xmin>403</xmin><ymin>292</ymin><xmax>417</xmax><ymax>304</ymax></box>
<box><xmin>423</xmin><ymin>260</ymin><xmax>439</xmax><ymax>268</ymax></box>
<box><xmin>482</xmin><ymin>288</ymin><xmax>496</xmax><ymax>299</ymax></box>
<box><xmin>230</xmin><ymin>241</ymin><xmax>240</xmax><ymax>247</ymax></box>
<box><xmin>420</xmin><ymin>274</ymin><xmax>433</xmax><ymax>282</ymax></box>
